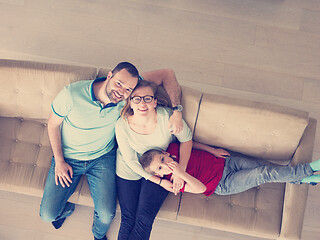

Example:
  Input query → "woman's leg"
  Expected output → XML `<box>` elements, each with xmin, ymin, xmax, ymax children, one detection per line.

<box><xmin>128</xmin><ymin>179</ymin><xmax>168</xmax><ymax>240</ymax></box>
<box><xmin>86</xmin><ymin>150</ymin><xmax>117</xmax><ymax>240</ymax></box>
<box><xmin>215</xmin><ymin>156</ymin><xmax>314</xmax><ymax>195</ymax></box>
<box><xmin>116</xmin><ymin>176</ymin><xmax>142</xmax><ymax>240</ymax></box>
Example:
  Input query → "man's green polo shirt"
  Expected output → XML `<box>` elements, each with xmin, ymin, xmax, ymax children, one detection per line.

<box><xmin>51</xmin><ymin>77</ymin><xmax>125</xmax><ymax>160</ymax></box>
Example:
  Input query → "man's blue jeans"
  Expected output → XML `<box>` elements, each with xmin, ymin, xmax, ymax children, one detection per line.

<box><xmin>39</xmin><ymin>149</ymin><xmax>117</xmax><ymax>239</ymax></box>
<box><xmin>214</xmin><ymin>156</ymin><xmax>314</xmax><ymax>195</ymax></box>
<box><xmin>116</xmin><ymin>176</ymin><xmax>168</xmax><ymax>240</ymax></box>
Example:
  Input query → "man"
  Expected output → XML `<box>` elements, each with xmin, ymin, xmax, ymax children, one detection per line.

<box><xmin>39</xmin><ymin>62</ymin><xmax>183</xmax><ymax>240</ymax></box>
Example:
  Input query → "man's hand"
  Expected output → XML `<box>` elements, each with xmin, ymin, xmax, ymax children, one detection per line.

<box><xmin>160</xmin><ymin>179</ymin><xmax>174</xmax><ymax>193</ymax></box>
<box><xmin>55</xmin><ymin>160</ymin><xmax>73</xmax><ymax>188</ymax></box>
<box><xmin>168</xmin><ymin>111</ymin><xmax>183</xmax><ymax>134</ymax></box>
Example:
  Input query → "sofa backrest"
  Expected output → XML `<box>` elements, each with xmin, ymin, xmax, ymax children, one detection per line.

<box><xmin>187</xmin><ymin>90</ymin><xmax>309</xmax><ymax>162</ymax></box>
<box><xmin>100</xmin><ymin>68</ymin><xmax>309</xmax><ymax>162</ymax></box>
<box><xmin>0</xmin><ymin>59</ymin><xmax>97</xmax><ymax>119</ymax></box>
<box><xmin>1</xmin><ymin>60</ymin><xmax>309</xmax><ymax>162</ymax></box>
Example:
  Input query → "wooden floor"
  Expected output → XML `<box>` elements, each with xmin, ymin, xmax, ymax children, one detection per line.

<box><xmin>0</xmin><ymin>0</ymin><xmax>320</xmax><ymax>239</ymax></box>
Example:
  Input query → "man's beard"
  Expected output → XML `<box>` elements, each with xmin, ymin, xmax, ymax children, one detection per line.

<box><xmin>107</xmin><ymin>89</ymin><xmax>123</xmax><ymax>103</ymax></box>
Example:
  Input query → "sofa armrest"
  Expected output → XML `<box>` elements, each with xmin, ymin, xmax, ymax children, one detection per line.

<box><xmin>278</xmin><ymin>117</ymin><xmax>317</xmax><ymax>240</ymax></box>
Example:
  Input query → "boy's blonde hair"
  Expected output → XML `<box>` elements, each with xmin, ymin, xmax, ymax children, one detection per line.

<box><xmin>139</xmin><ymin>148</ymin><xmax>163</xmax><ymax>174</ymax></box>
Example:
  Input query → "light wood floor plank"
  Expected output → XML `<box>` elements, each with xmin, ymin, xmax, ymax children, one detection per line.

<box><xmin>132</xmin><ymin>0</ymin><xmax>302</xmax><ymax>30</ymax></box>
<box><xmin>1</xmin><ymin>0</ymin><xmax>320</xmax><ymax>239</ymax></box>
<box><xmin>255</xmin><ymin>24</ymin><xmax>320</xmax><ymax>57</ymax></box>
<box><xmin>300</xmin><ymin>9</ymin><xmax>320</xmax><ymax>34</ymax></box>
<box><xmin>303</xmin><ymin>78</ymin><xmax>320</xmax><ymax>103</ymax></box>
<box><xmin>24</xmin><ymin>0</ymin><xmax>256</xmax><ymax>45</ymax></box>
<box><xmin>223</xmin><ymin>65</ymin><xmax>304</xmax><ymax>100</ymax></box>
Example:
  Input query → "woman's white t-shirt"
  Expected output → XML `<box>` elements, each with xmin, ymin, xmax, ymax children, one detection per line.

<box><xmin>115</xmin><ymin>107</ymin><xmax>192</xmax><ymax>180</ymax></box>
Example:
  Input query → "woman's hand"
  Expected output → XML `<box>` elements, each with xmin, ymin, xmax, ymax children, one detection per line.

<box><xmin>55</xmin><ymin>160</ymin><xmax>73</xmax><ymax>188</ymax></box>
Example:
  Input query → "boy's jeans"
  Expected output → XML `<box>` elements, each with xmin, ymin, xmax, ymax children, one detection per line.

<box><xmin>214</xmin><ymin>156</ymin><xmax>313</xmax><ymax>195</ymax></box>
<box><xmin>39</xmin><ymin>149</ymin><xmax>117</xmax><ymax>239</ymax></box>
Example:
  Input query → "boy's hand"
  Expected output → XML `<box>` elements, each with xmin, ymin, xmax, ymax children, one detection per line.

<box><xmin>211</xmin><ymin>148</ymin><xmax>230</xmax><ymax>158</ymax></box>
<box><xmin>171</xmin><ymin>175</ymin><xmax>184</xmax><ymax>195</ymax></box>
<box><xmin>167</xmin><ymin>161</ymin><xmax>184</xmax><ymax>176</ymax></box>
<box><xmin>160</xmin><ymin>179</ymin><xmax>174</xmax><ymax>193</ymax></box>
<box><xmin>168</xmin><ymin>161</ymin><xmax>185</xmax><ymax>195</ymax></box>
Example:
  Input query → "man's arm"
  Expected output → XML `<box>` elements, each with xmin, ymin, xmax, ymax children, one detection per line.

<box><xmin>141</xmin><ymin>69</ymin><xmax>181</xmax><ymax>106</ymax></box>
<box><xmin>47</xmin><ymin>111</ymin><xmax>73</xmax><ymax>187</ymax></box>
<box><xmin>141</xmin><ymin>69</ymin><xmax>183</xmax><ymax>134</ymax></box>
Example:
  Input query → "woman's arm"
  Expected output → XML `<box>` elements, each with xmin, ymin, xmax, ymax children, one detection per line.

<box><xmin>171</xmin><ymin>140</ymin><xmax>193</xmax><ymax>194</ymax></box>
<box><xmin>149</xmin><ymin>175</ymin><xmax>174</xmax><ymax>193</ymax></box>
<box><xmin>170</xmin><ymin>114</ymin><xmax>193</xmax><ymax>194</ymax></box>
<box><xmin>178</xmin><ymin>140</ymin><xmax>193</xmax><ymax>172</ymax></box>
<box><xmin>115</xmin><ymin>120</ymin><xmax>153</xmax><ymax>179</ymax></box>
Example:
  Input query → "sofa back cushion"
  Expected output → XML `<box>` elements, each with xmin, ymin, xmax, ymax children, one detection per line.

<box><xmin>193</xmin><ymin>92</ymin><xmax>309</xmax><ymax>161</ymax></box>
<box><xmin>0</xmin><ymin>59</ymin><xmax>97</xmax><ymax>119</ymax></box>
<box><xmin>181</xmin><ymin>86</ymin><xmax>202</xmax><ymax>133</ymax></box>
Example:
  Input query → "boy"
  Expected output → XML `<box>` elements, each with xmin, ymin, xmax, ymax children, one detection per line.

<box><xmin>139</xmin><ymin>142</ymin><xmax>320</xmax><ymax>196</ymax></box>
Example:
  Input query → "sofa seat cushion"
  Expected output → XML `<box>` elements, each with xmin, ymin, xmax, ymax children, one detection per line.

<box><xmin>177</xmin><ymin>183</ymin><xmax>285</xmax><ymax>239</ymax></box>
<box><xmin>194</xmin><ymin>93</ymin><xmax>309</xmax><ymax>162</ymax></box>
<box><xmin>0</xmin><ymin>117</ymin><xmax>81</xmax><ymax>198</ymax></box>
<box><xmin>0</xmin><ymin>117</ymin><xmax>181</xmax><ymax>219</ymax></box>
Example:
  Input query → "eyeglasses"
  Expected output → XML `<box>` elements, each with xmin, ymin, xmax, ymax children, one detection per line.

<box><xmin>130</xmin><ymin>95</ymin><xmax>154</xmax><ymax>104</ymax></box>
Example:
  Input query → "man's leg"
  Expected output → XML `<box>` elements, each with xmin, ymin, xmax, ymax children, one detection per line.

<box><xmin>128</xmin><ymin>179</ymin><xmax>168</xmax><ymax>240</ymax></box>
<box><xmin>39</xmin><ymin>157</ymin><xmax>82</xmax><ymax>225</ymax></box>
<box><xmin>215</xmin><ymin>156</ymin><xmax>314</xmax><ymax>195</ymax></box>
<box><xmin>86</xmin><ymin>150</ymin><xmax>117</xmax><ymax>240</ymax></box>
<box><xmin>116</xmin><ymin>176</ymin><xmax>142</xmax><ymax>240</ymax></box>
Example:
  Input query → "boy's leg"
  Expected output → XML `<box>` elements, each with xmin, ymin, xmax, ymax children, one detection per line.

<box><xmin>128</xmin><ymin>179</ymin><xmax>168</xmax><ymax>240</ymax></box>
<box><xmin>40</xmin><ymin>157</ymin><xmax>82</xmax><ymax>223</ymax></box>
<box><xmin>86</xmin><ymin>150</ymin><xmax>117</xmax><ymax>240</ymax></box>
<box><xmin>116</xmin><ymin>176</ymin><xmax>142</xmax><ymax>240</ymax></box>
<box><xmin>215</xmin><ymin>156</ymin><xmax>314</xmax><ymax>195</ymax></box>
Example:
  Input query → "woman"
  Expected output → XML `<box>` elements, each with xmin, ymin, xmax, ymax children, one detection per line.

<box><xmin>115</xmin><ymin>80</ymin><xmax>193</xmax><ymax>240</ymax></box>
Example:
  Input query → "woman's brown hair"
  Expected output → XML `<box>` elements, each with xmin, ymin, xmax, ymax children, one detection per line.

<box><xmin>120</xmin><ymin>80</ymin><xmax>171</xmax><ymax>118</ymax></box>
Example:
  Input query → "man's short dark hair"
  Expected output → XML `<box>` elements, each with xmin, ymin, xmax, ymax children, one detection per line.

<box><xmin>112</xmin><ymin>62</ymin><xmax>139</xmax><ymax>78</ymax></box>
<box><xmin>139</xmin><ymin>148</ymin><xmax>162</xmax><ymax>172</ymax></box>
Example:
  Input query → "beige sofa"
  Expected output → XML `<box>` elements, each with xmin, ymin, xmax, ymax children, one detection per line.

<box><xmin>0</xmin><ymin>59</ymin><xmax>317</xmax><ymax>240</ymax></box>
